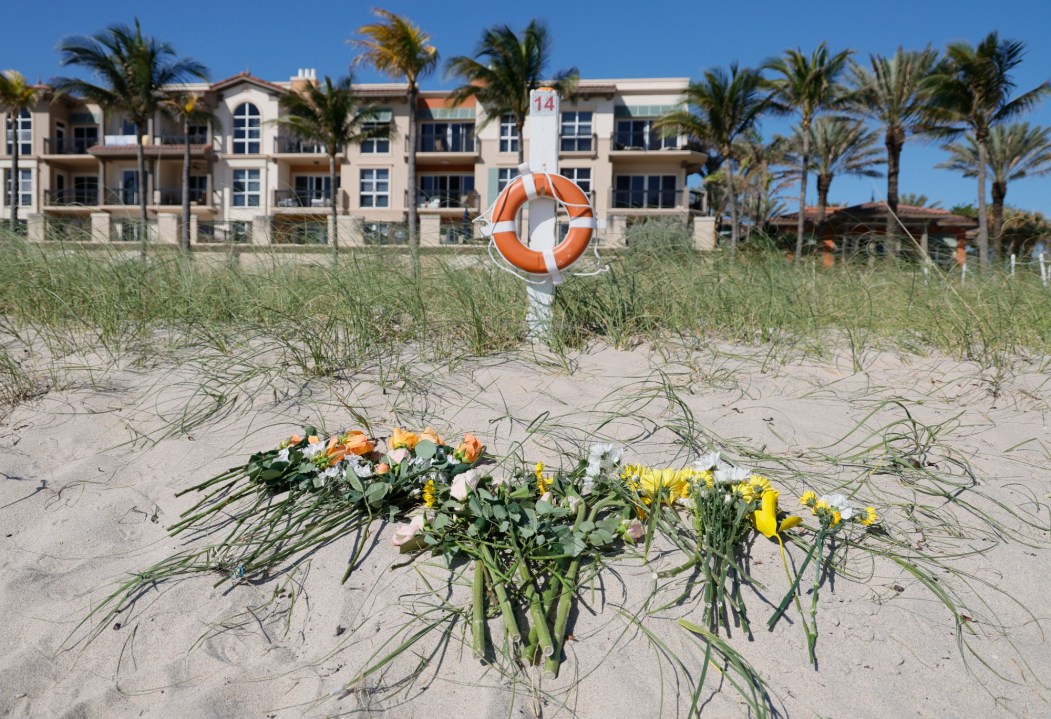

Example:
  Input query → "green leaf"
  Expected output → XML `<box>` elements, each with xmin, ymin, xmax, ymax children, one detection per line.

<box><xmin>415</xmin><ymin>440</ymin><xmax>438</xmax><ymax>460</ymax></box>
<box><xmin>432</xmin><ymin>513</ymin><xmax>450</xmax><ymax>531</ymax></box>
<box><xmin>346</xmin><ymin>472</ymin><xmax>364</xmax><ymax>493</ymax></box>
<box><xmin>364</xmin><ymin>482</ymin><xmax>389</xmax><ymax>506</ymax></box>
<box><xmin>535</xmin><ymin>499</ymin><xmax>555</xmax><ymax>515</ymax></box>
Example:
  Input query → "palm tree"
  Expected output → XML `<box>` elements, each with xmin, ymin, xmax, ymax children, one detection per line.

<box><xmin>0</xmin><ymin>70</ymin><xmax>40</xmax><ymax>230</ymax></box>
<box><xmin>654</xmin><ymin>64</ymin><xmax>767</xmax><ymax>254</ymax></box>
<box><xmin>784</xmin><ymin>118</ymin><xmax>883</xmax><ymax>234</ymax></box>
<box><xmin>763</xmin><ymin>42</ymin><xmax>853</xmax><ymax>262</ymax></box>
<box><xmin>446</xmin><ymin>20</ymin><xmax>578</xmax><ymax>167</ymax></box>
<box><xmin>350</xmin><ymin>9</ymin><xmax>439</xmax><ymax>278</ymax></box>
<box><xmin>162</xmin><ymin>91</ymin><xmax>218</xmax><ymax>253</ymax></box>
<box><xmin>848</xmin><ymin>46</ymin><xmax>939</xmax><ymax>255</ymax></box>
<box><xmin>899</xmin><ymin>193</ymin><xmax>941</xmax><ymax>208</ymax></box>
<box><xmin>925</xmin><ymin>32</ymin><xmax>1051</xmax><ymax>266</ymax></box>
<box><xmin>938</xmin><ymin>122</ymin><xmax>1051</xmax><ymax>257</ymax></box>
<box><xmin>54</xmin><ymin>19</ymin><xmax>208</xmax><ymax>259</ymax></box>
<box><xmin>274</xmin><ymin>75</ymin><xmax>385</xmax><ymax>263</ymax></box>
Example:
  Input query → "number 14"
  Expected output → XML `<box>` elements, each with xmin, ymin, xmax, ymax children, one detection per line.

<box><xmin>533</xmin><ymin>94</ymin><xmax>556</xmax><ymax>112</ymax></box>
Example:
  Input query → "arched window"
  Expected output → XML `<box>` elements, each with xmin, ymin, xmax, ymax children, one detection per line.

<box><xmin>6</xmin><ymin>108</ymin><xmax>31</xmax><ymax>155</ymax></box>
<box><xmin>232</xmin><ymin>103</ymin><xmax>260</xmax><ymax>154</ymax></box>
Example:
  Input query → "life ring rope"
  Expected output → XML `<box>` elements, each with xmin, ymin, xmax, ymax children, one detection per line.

<box><xmin>477</xmin><ymin>165</ymin><xmax>608</xmax><ymax>285</ymax></box>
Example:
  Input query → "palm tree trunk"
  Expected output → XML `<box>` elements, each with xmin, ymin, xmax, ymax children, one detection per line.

<box><xmin>330</xmin><ymin>153</ymin><xmax>339</xmax><ymax>263</ymax></box>
<box><xmin>975</xmin><ymin>134</ymin><xmax>990</xmax><ymax>268</ymax></box>
<box><xmin>991</xmin><ymin>180</ymin><xmax>1005</xmax><ymax>264</ymax></box>
<box><xmin>406</xmin><ymin>82</ymin><xmax>419</xmax><ymax>278</ymax></box>
<box><xmin>816</xmin><ymin>174</ymin><xmax>830</xmax><ymax>230</ymax></box>
<box><xmin>181</xmin><ymin>116</ymin><xmax>191</xmax><ymax>253</ymax></box>
<box><xmin>724</xmin><ymin>157</ymin><xmax>738</xmax><ymax>255</ymax></box>
<box><xmin>795</xmin><ymin>130</ymin><xmax>810</xmax><ymax>263</ymax></box>
<box><xmin>9</xmin><ymin>121</ymin><xmax>18</xmax><ymax>229</ymax></box>
<box><xmin>136</xmin><ymin>123</ymin><xmax>148</xmax><ymax>260</ymax></box>
<box><xmin>885</xmin><ymin>129</ymin><xmax>903</xmax><ymax>257</ymax></box>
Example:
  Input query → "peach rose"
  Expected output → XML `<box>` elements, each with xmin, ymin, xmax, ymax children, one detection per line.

<box><xmin>390</xmin><ymin>427</ymin><xmax>419</xmax><ymax>451</ymax></box>
<box><xmin>419</xmin><ymin>427</ymin><xmax>443</xmax><ymax>446</ymax></box>
<box><xmin>387</xmin><ymin>448</ymin><xmax>410</xmax><ymax>465</ymax></box>
<box><xmin>376</xmin><ymin>463</ymin><xmax>390</xmax><ymax>475</ymax></box>
<box><xmin>450</xmin><ymin>468</ymin><xmax>482</xmax><ymax>501</ymax></box>
<box><xmin>391</xmin><ymin>515</ymin><xmax>425</xmax><ymax>547</ymax></box>
<box><xmin>456</xmin><ymin>433</ymin><xmax>483</xmax><ymax>463</ymax></box>
<box><xmin>344</xmin><ymin>431</ymin><xmax>375</xmax><ymax>456</ymax></box>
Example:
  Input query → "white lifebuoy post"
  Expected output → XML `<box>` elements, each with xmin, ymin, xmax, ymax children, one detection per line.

<box><xmin>525</xmin><ymin>87</ymin><xmax>560</xmax><ymax>340</ymax></box>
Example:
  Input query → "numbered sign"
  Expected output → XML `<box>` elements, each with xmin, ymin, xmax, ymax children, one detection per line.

<box><xmin>531</xmin><ymin>88</ymin><xmax>558</xmax><ymax>116</ymax></box>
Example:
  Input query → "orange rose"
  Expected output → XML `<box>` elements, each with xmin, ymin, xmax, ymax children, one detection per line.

<box><xmin>456</xmin><ymin>433</ymin><xmax>483</xmax><ymax>463</ymax></box>
<box><xmin>390</xmin><ymin>427</ymin><xmax>419</xmax><ymax>451</ymax></box>
<box><xmin>307</xmin><ymin>435</ymin><xmax>320</xmax><ymax>444</ymax></box>
<box><xmin>376</xmin><ymin>463</ymin><xmax>390</xmax><ymax>475</ymax></box>
<box><xmin>419</xmin><ymin>427</ymin><xmax>443</xmax><ymax>446</ymax></box>
<box><xmin>289</xmin><ymin>434</ymin><xmax>302</xmax><ymax>445</ymax></box>
<box><xmin>344</xmin><ymin>430</ymin><xmax>375</xmax><ymax>456</ymax></box>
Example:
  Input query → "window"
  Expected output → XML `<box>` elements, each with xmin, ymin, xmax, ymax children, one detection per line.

<box><xmin>232</xmin><ymin>103</ymin><xmax>261</xmax><ymax>154</ymax></box>
<box><xmin>614</xmin><ymin>119</ymin><xmax>676</xmax><ymax>151</ymax></box>
<box><xmin>72</xmin><ymin>176</ymin><xmax>98</xmax><ymax>205</ymax></box>
<box><xmin>293</xmin><ymin>175</ymin><xmax>334</xmax><ymax>206</ymax></box>
<box><xmin>360</xmin><ymin>169</ymin><xmax>389</xmax><ymax>208</ymax></box>
<box><xmin>6</xmin><ymin>109</ymin><xmax>31</xmax><ymax>155</ymax></box>
<box><xmin>72</xmin><ymin>125</ymin><xmax>98</xmax><ymax>154</ymax></box>
<box><xmin>120</xmin><ymin>118</ymin><xmax>137</xmax><ymax>137</ymax></box>
<box><xmin>499</xmin><ymin>115</ymin><xmax>519</xmax><ymax>153</ymax></box>
<box><xmin>614</xmin><ymin>175</ymin><xmax>677</xmax><ymax>208</ymax></box>
<box><xmin>188</xmin><ymin>124</ymin><xmax>208</xmax><ymax>144</ymax></box>
<box><xmin>232</xmin><ymin>169</ymin><xmax>260</xmax><ymax>207</ymax></box>
<box><xmin>419</xmin><ymin>122</ymin><xmax>475</xmax><ymax>152</ymax></box>
<box><xmin>3</xmin><ymin>169</ymin><xmax>31</xmax><ymax>206</ymax></box>
<box><xmin>419</xmin><ymin>175</ymin><xmax>474</xmax><ymax>207</ymax></box>
<box><xmin>361</xmin><ymin>122</ymin><xmax>390</xmax><ymax>154</ymax></box>
<box><xmin>561</xmin><ymin>168</ymin><xmax>592</xmax><ymax>197</ymax></box>
<box><xmin>188</xmin><ymin>176</ymin><xmax>208</xmax><ymax>204</ymax></box>
<box><xmin>497</xmin><ymin>168</ymin><xmax>515</xmax><ymax>194</ymax></box>
<box><xmin>560</xmin><ymin>112</ymin><xmax>593</xmax><ymax>152</ymax></box>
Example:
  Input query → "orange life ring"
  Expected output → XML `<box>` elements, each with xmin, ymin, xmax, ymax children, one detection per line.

<box><xmin>489</xmin><ymin>173</ymin><xmax>595</xmax><ymax>275</ymax></box>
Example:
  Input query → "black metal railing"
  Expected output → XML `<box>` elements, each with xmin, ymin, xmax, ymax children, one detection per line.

<box><xmin>45</xmin><ymin>188</ymin><xmax>99</xmax><ymax>206</ymax></box>
<box><xmin>44</xmin><ymin>215</ymin><xmax>92</xmax><ymax>241</ymax></box>
<box><xmin>197</xmin><ymin>220</ymin><xmax>251</xmax><ymax>244</ymax></box>
<box><xmin>157</xmin><ymin>188</ymin><xmax>208</xmax><ymax>205</ymax></box>
<box><xmin>611</xmin><ymin>187</ymin><xmax>685</xmax><ymax>210</ymax></box>
<box><xmin>103</xmin><ymin>187</ymin><xmax>142</xmax><ymax>205</ymax></box>
<box><xmin>274</xmin><ymin>189</ymin><xmax>333</xmax><ymax>208</ymax></box>
<box><xmin>611</xmin><ymin>132</ymin><xmax>702</xmax><ymax>152</ymax></box>
<box><xmin>274</xmin><ymin>136</ymin><xmax>326</xmax><ymax>154</ymax></box>
<box><xmin>412</xmin><ymin>133</ymin><xmax>477</xmax><ymax>153</ymax></box>
<box><xmin>44</xmin><ymin>136</ymin><xmax>98</xmax><ymax>154</ymax></box>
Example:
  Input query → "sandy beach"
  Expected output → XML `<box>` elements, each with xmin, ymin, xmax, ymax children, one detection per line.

<box><xmin>2</xmin><ymin>341</ymin><xmax>1049</xmax><ymax>718</ymax></box>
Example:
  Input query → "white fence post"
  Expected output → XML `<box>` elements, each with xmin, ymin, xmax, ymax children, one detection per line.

<box><xmin>1010</xmin><ymin>253</ymin><xmax>1016</xmax><ymax>277</ymax></box>
<box><xmin>524</xmin><ymin>87</ymin><xmax>560</xmax><ymax>341</ymax></box>
<box><xmin>1041</xmin><ymin>252</ymin><xmax>1047</xmax><ymax>287</ymax></box>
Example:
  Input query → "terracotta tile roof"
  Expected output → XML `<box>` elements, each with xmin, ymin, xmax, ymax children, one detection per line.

<box><xmin>772</xmin><ymin>203</ymin><xmax>976</xmax><ymax>227</ymax></box>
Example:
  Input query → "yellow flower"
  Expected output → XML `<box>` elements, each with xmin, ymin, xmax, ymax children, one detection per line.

<box><xmin>815</xmin><ymin>499</ymin><xmax>830</xmax><ymax>514</ymax></box>
<box><xmin>800</xmin><ymin>490</ymin><xmax>817</xmax><ymax>509</ymax></box>
<box><xmin>535</xmin><ymin>462</ymin><xmax>545</xmax><ymax>480</ymax></box>
<box><xmin>697</xmin><ymin>469</ymin><xmax>714</xmax><ymax>489</ymax></box>
<box><xmin>830</xmin><ymin>510</ymin><xmax>842</xmax><ymax>527</ymax></box>
<box><xmin>859</xmin><ymin>506</ymin><xmax>878</xmax><ymax>526</ymax></box>
<box><xmin>739</xmin><ymin>475</ymin><xmax>773</xmax><ymax>503</ymax></box>
<box><xmin>423</xmin><ymin>480</ymin><xmax>437</xmax><ymax>508</ymax></box>
<box><xmin>753</xmin><ymin>489</ymin><xmax>781</xmax><ymax>539</ymax></box>
<box><xmin>537</xmin><ymin>475</ymin><xmax>552</xmax><ymax>495</ymax></box>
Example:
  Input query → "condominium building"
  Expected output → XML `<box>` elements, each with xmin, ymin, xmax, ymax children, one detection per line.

<box><xmin>1</xmin><ymin>71</ymin><xmax>714</xmax><ymax>248</ymax></box>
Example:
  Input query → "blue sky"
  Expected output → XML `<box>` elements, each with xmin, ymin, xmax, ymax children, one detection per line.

<box><xmin>7</xmin><ymin>0</ymin><xmax>1051</xmax><ymax>214</ymax></box>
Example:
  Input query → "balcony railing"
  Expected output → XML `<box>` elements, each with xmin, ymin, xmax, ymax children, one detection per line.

<box><xmin>156</xmin><ymin>133</ymin><xmax>209</xmax><ymax>145</ymax></box>
<box><xmin>103</xmin><ymin>187</ymin><xmax>143</xmax><ymax>205</ymax></box>
<box><xmin>411</xmin><ymin>134</ymin><xmax>477</xmax><ymax>153</ymax></box>
<box><xmin>44</xmin><ymin>136</ymin><xmax>98</xmax><ymax>154</ymax></box>
<box><xmin>610</xmin><ymin>132</ymin><xmax>702</xmax><ymax>152</ymax></box>
<box><xmin>157</xmin><ymin>188</ymin><xmax>208</xmax><ymax>206</ymax></box>
<box><xmin>274</xmin><ymin>189</ymin><xmax>333</xmax><ymax>208</ymax></box>
<box><xmin>45</xmin><ymin>188</ymin><xmax>99</xmax><ymax>206</ymax></box>
<box><xmin>198</xmin><ymin>220</ymin><xmax>251</xmax><ymax>244</ymax></box>
<box><xmin>274</xmin><ymin>136</ymin><xmax>326</xmax><ymax>154</ymax></box>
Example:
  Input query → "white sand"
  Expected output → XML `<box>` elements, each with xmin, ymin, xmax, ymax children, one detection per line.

<box><xmin>1</xmin><ymin>343</ymin><xmax>1049</xmax><ymax>717</ymax></box>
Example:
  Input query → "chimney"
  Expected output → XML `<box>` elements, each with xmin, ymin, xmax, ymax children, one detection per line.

<box><xmin>290</xmin><ymin>68</ymin><xmax>318</xmax><ymax>91</ymax></box>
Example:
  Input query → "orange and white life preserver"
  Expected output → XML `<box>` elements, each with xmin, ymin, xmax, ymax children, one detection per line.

<box><xmin>488</xmin><ymin>172</ymin><xmax>596</xmax><ymax>276</ymax></box>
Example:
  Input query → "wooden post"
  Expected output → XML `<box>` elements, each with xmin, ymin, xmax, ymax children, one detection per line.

<box><xmin>525</xmin><ymin>87</ymin><xmax>560</xmax><ymax>341</ymax></box>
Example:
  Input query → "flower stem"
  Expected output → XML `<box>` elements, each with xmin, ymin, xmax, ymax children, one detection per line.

<box><xmin>472</xmin><ymin>559</ymin><xmax>486</xmax><ymax>660</ymax></box>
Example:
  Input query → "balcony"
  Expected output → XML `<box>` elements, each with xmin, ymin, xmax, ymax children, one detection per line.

<box><xmin>609</xmin><ymin>132</ymin><xmax>707</xmax><ymax>169</ymax></box>
<box><xmin>274</xmin><ymin>189</ymin><xmax>334</xmax><ymax>210</ymax></box>
<box><xmin>274</xmin><ymin>136</ymin><xmax>326</xmax><ymax>154</ymax></box>
<box><xmin>155</xmin><ymin>188</ymin><xmax>209</xmax><ymax>206</ymax></box>
<box><xmin>559</xmin><ymin>134</ymin><xmax>597</xmax><ymax>157</ymax></box>
<box><xmin>410</xmin><ymin>127</ymin><xmax>479</xmax><ymax>164</ymax></box>
<box><xmin>155</xmin><ymin>133</ymin><xmax>209</xmax><ymax>146</ymax></box>
<box><xmin>102</xmin><ymin>187</ymin><xmax>142</xmax><ymax>206</ymax></box>
<box><xmin>414</xmin><ymin>191</ymin><xmax>480</xmax><ymax>216</ymax></box>
<box><xmin>44</xmin><ymin>188</ymin><xmax>99</xmax><ymax>207</ymax></box>
<box><xmin>44</xmin><ymin>137</ymin><xmax>98</xmax><ymax>155</ymax></box>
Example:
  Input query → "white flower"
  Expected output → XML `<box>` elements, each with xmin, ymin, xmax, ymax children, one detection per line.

<box><xmin>580</xmin><ymin>477</ymin><xmax>596</xmax><ymax>496</ymax></box>
<box><xmin>714</xmin><ymin>463</ymin><xmax>750</xmax><ymax>485</ymax></box>
<box><xmin>276</xmin><ymin>448</ymin><xmax>290</xmax><ymax>463</ymax></box>
<box><xmin>567</xmin><ymin>495</ymin><xmax>581</xmax><ymax>512</ymax></box>
<box><xmin>820</xmin><ymin>493</ymin><xmax>854</xmax><ymax>520</ymax></box>
<box><xmin>692</xmin><ymin>452</ymin><xmax>720</xmax><ymax>472</ymax></box>
<box><xmin>586</xmin><ymin>443</ymin><xmax>622</xmax><ymax>477</ymax></box>
<box><xmin>302</xmin><ymin>442</ymin><xmax>325</xmax><ymax>460</ymax></box>
<box><xmin>450</xmin><ymin>468</ymin><xmax>482</xmax><ymax>501</ymax></box>
<box><xmin>391</xmin><ymin>515</ymin><xmax>425</xmax><ymax>547</ymax></box>
<box><xmin>388</xmin><ymin>448</ymin><xmax>410</xmax><ymax>465</ymax></box>
<box><xmin>410</xmin><ymin>457</ymin><xmax>432</xmax><ymax>471</ymax></box>
<box><xmin>624</xmin><ymin>519</ymin><xmax>645</xmax><ymax>542</ymax></box>
<box><xmin>354</xmin><ymin>463</ymin><xmax>373</xmax><ymax>478</ymax></box>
